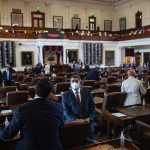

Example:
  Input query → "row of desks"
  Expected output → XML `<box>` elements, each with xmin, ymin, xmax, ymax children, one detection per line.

<box><xmin>102</xmin><ymin>105</ymin><xmax>150</xmax><ymax>138</ymax></box>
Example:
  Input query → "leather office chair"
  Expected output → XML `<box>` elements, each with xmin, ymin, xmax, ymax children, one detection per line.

<box><xmin>82</xmin><ymin>80</ymin><xmax>95</xmax><ymax>87</ymax></box>
<box><xmin>60</xmin><ymin>119</ymin><xmax>89</xmax><ymax>150</ymax></box>
<box><xmin>106</xmin><ymin>76</ymin><xmax>117</xmax><ymax>84</ymax></box>
<box><xmin>102</xmin><ymin>92</ymin><xmax>127</xmax><ymax>109</ymax></box>
<box><xmin>0</xmin><ymin>86</ymin><xmax>17</xmax><ymax>99</ymax></box>
<box><xmin>52</xmin><ymin>77</ymin><xmax>65</xmax><ymax>84</ymax></box>
<box><xmin>28</xmin><ymin>86</ymin><xmax>36</xmax><ymax>99</ymax></box>
<box><xmin>55</xmin><ymin>82</ymin><xmax>70</xmax><ymax>94</ymax></box>
<box><xmin>57</xmin><ymin>72</ymin><xmax>66</xmax><ymax>77</ymax></box>
<box><xmin>106</xmin><ymin>84</ymin><xmax>121</xmax><ymax>93</ymax></box>
<box><xmin>136</xmin><ymin>120</ymin><xmax>150</xmax><ymax>150</ymax></box>
<box><xmin>12</xmin><ymin>74</ymin><xmax>18</xmax><ymax>82</ymax></box>
<box><xmin>6</xmin><ymin>91</ymin><xmax>29</xmax><ymax>106</ymax></box>
<box><xmin>23</xmin><ymin>77</ymin><xmax>32</xmax><ymax>85</ymax></box>
<box><xmin>31</xmin><ymin>78</ymin><xmax>40</xmax><ymax>85</ymax></box>
<box><xmin>18</xmin><ymin>84</ymin><xmax>28</xmax><ymax>91</ymax></box>
<box><xmin>17</xmin><ymin>75</ymin><xmax>24</xmax><ymax>83</ymax></box>
<box><xmin>79</xmin><ymin>73</ymin><xmax>87</xmax><ymax>80</ymax></box>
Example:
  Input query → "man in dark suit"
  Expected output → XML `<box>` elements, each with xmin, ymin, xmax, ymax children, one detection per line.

<box><xmin>0</xmin><ymin>78</ymin><xmax>64</xmax><ymax>150</ymax></box>
<box><xmin>86</xmin><ymin>68</ymin><xmax>100</xmax><ymax>80</ymax></box>
<box><xmin>62</xmin><ymin>75</ymin><xmax>95</xmax><ymax>139</ymax></box>
<box><xmin>2</xmin><ymin>65</ymin><xmax>13</xmax><ymax>86</ymax></box>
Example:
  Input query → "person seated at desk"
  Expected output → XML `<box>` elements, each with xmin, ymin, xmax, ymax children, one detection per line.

<box><xmin>0</xmin><ymin>78</ymin><xmax>64</xmax><ymax>150</ymax></box>
<box><xmin>61</xmin><ymin>75</ymin><xmax>95</xmax><ymax>140</ymax></box>
<box><xmin>121</xmin><ymin>69</ymin><xmax>146</xmax><ymax>106</ymax></box>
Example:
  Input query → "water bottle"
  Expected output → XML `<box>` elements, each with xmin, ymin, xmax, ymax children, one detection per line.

<box><xmin>5</xmin><ymin>117</ymin><xmax>9</xmax><ymax>128</ymax></box>
<box><xmin>142</xmin><ymin>99</ymin><xmax>145</xmax><ymax>107</ymax></box>
<box><xmin>120</xmin><ymin>131</ymin><xmax>125</xmax><ymax>150</ymax></box>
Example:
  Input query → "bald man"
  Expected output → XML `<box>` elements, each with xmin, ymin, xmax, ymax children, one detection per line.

<box><xmin>121</xmin><ymin>69</ymin><xmax>146</xmax><ymax>106</ymax></box>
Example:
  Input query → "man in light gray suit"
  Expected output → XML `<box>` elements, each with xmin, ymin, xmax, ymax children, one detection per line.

<box><xmin>121</xmin><ymin>69</ymin><xmax>146</xmax><ymax>106</ymax></box>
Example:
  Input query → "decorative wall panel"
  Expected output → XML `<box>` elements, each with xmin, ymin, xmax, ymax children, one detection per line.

<box><xmin>83</xmin><ymin>43</ymin><xmax>102</xmax><ymax>65</ymax></box>
<box><xmin>0</xmin><ymin>41</ymin><xmax>16</xmax><ymax>67</ymax></box>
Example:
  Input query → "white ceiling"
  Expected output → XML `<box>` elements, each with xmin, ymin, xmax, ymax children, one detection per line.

<box><xmin>93</xmin><ymin>0</ymin><xmax>122</xmax><ymax>2</ymax></box>
<box><xmin>24</xmin><ymin>0</ymin><xmax>124</xmax><ymax>5</ymax></box>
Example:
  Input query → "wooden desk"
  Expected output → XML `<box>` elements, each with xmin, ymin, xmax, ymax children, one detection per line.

<box><xmin>73</xmin><ymin>138</ymin><xmax>139</xmax><ymax>150</ymax></box>
<box><xmin>92</xmin><ymin>88</ymin><xmax>105</xmax><ymax>98</ymax></box>
<box><xmin>102</xmin><ymin>105</ymin><xmax>150</xmax><ymax>138</ymax></box>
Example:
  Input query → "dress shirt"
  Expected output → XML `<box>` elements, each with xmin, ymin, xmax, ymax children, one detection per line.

<box><xmin>6</xmin><ymin>70</ymin><xmax>9</xmax><ymax>80</ymax></box>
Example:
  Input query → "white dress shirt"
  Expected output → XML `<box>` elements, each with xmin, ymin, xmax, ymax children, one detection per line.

<box><xmin>121</xmin><ymin>76</ymin><xmax>146</xmax><ymax>106</ymax></box>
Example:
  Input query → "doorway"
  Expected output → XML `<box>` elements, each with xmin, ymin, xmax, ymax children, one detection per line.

<box><xmin>135</xmin><ymin>11</ymin><xmax>142</xmax><ymax>29</ymax></box>
<box><xmin>31</xmin><ymin>11</ymin><xmax>45</xmax><ymax>28</ymax></box>
<box><xmin>143</xmin><ymin>52</ymin><xmax>150</xmax><ymax>66</ymax></box>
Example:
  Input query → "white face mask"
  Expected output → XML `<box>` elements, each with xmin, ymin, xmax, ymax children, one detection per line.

<box><xmin>71</xmin><ymin>82</ymin><xmax>80</xmax><ymax>90</ymax></box>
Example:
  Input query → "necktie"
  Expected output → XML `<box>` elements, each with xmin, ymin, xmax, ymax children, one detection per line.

<box><xmin>75</xmin><ymin>91</ymin><xmax>81</xmax><ymax>106</ymax></box>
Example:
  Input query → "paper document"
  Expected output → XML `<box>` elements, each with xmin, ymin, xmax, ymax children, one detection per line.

<box><xmin>112</xmin><ymin>112</ymin><xmax>127</xmax><ymax>117</ymax></box>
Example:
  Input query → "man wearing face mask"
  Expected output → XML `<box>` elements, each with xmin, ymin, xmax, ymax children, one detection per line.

<box><xmin>61</xmin><ymin>75</ymin><xmax>95</xmax><ymax>140</ymax></box>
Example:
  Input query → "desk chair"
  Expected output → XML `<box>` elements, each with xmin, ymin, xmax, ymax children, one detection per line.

<box><xmin>55</xmin><ymin>82</ymin><xmax>70</xmax><ymax>94</ymax></box>
<box><xmin>52</xmin><ymin>77</ymin><xmax>65</xmax><ymax>84</ymax></box>
<box><xmin>60</xmin><ymin>119</ymin><xmax>89</xmax><ymax>150</ymax></box>
<box><xmin>102</xmin><ymin>92</ymin><xmax>127</xmax><ymax>109</ymax></box>
<box><xmin>82</xmin><ymin>80</ymin><xmax>95</xmax><ymax>87</ymax></box>
<box><xmin>0</xmin><ymin>86</ymin><xmax>17</xmax><ymax>99</ymax></box>
<box><xmin>6</xmin><ymin>91</ymin><xmax>29</xmax><ymax>106</ymax></box>
<box><xmin>106</xmin><ymin>76</ymin><xmax>117</xmax><ymax>84</ymax></box>
<box><xmin>136</xmin><ymin>120</ymin><xmax>150</xmax><ymax>150</ymax></box>
<box><xmin>23</xmin><ymin>77</ymin><xmax>32</xmax><ymax>85</ymax></box>
<box><xmin>106</xmin><ymin>84</ymin><xmax>121</xmax><ymax>93</ymax></box>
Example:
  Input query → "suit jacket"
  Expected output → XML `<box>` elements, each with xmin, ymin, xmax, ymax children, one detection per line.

<box><xmin>2</xmin><ymin>70</ymin><xmax>12</xmax><ymax>81</ymax></box>
<box><xmin>86</xmin><ymin>69</ymin><xmax>100</xmax><ymax>80</ymax></box>
<box><xmin>0</xmin><ymin>98</ymin><xmax>64</xmax><ymax>150</ymax></box>
<box><xmin>121</xmin><ymin>76</ymin><xmax>146</xmax><ymax>106</ymax></box>
<box><xmin>62</xmin><ymin>88</ymin><xmax>95</xmax><ymax>122</ymax></box>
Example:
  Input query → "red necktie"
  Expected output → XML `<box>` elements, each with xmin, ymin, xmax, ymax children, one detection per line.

<box><xmin>75</xmin><ymin>91</ymin><xmax>81</xmax><ymax>106</ymax></box>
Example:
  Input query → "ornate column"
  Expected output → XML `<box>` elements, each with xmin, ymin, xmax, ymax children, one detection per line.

<box><xmin>116</xmin><ymin>46</ymin><xmax>123</xmax><ymax>66</ymax></box>
<box><xmin>37</xmin><ymin>44</ymin><xmax>44</xmax><ymax>65</ymax></box>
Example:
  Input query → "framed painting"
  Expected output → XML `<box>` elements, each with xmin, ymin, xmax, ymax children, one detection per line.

<box><xmin>104</xmin><ymin>20</ymin><xmax>112</xmax><ymax>31</ymax></box>
<box><xmin>66</xmin><ymin>49</ymin><xmax>78</xmax><ymax>63</ymax></box>
<box><xmin>53</xmin><ymin>16</ymin><xmax>63</xmax><ymax>29</ymax></box>
<box><xmin>105</xmin><ymin>51</ymin><xmax>115</xmax><ymax>66</ymax></box>
<box><xmin>120</xmin><ymin>17</ymin><xmax>126</xmax><ymax>31</ymax></box>
<box><xmin>72</xmin><ymin>17</ymin><xmax>81</xmax><ymax>30</ymax></box>
<box><xmin>21</xmin><ymin>52</ymin><xmax>33</xmax><ymax>66</ymax></box>
<box><xmin>11</xmin><ymin>12</ymin><xmax>23</xmax><ymax>26</ymax></box>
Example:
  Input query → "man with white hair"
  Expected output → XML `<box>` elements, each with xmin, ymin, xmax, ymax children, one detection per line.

<box><xmin>121</xmin><ymin>69</ymin><xmax>146</xmax><ymax>106</ymax></box>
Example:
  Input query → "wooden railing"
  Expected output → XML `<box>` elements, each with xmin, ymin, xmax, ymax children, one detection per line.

<box><xmin>0</xmin><ymin>25</ymin><xmax>150</xmax><ymax>41</ymax></box>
